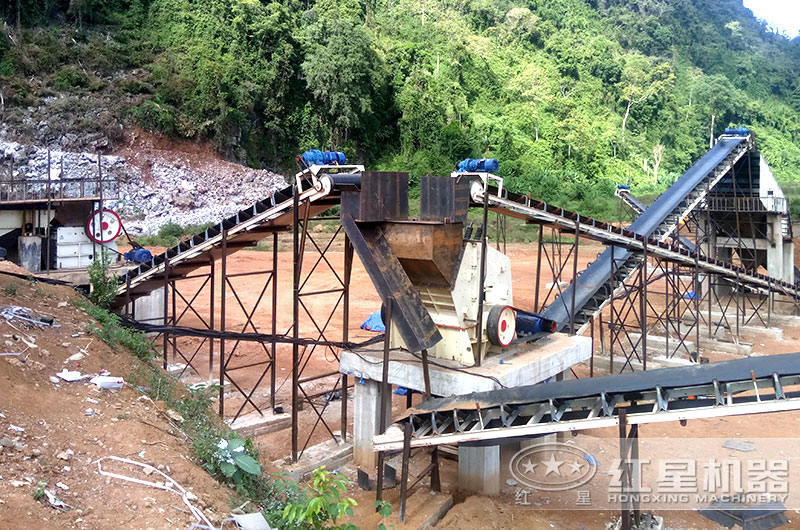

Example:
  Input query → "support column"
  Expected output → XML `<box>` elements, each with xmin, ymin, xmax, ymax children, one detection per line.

<box><xmin>783</xmin><ymin>240</ymin><xmax>795</xmax><ymax>284</ymax></box>
<box><xmin>699</xmin><ymin>213</ymin><xmax>717</xmax><ymax>299</ymax></box>
<box><xmin>767</xmin><ymin>214</ymin><xmax>784</xmax><ymax>282</ymax></box>
<box><xmin>458</xmin><ymin>445</ymin><xmax>500</xmax><ymax>495</ymax></box>
<box><xmin>353</xmin><ymin>378</ymin><xmax>391</xmax><ymax>469</ymax></box>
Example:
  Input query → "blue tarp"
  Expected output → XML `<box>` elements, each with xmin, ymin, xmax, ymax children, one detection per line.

<box><xmin>361</xmin><ymin>310</ymin><xmax>385</xmax><ymax>332</ymax></box>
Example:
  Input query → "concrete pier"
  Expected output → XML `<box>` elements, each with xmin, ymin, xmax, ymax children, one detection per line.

<box><xmin>340</xmin><ymin>332</ymin><xmax>591</xmax><ymax>494</ymax></box>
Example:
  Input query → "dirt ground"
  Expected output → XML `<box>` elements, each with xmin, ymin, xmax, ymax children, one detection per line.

<box><xmin>4</xmin><ymin>233</ymin><xmax>800</xmax><ymax>529</ymax></box>
<box><xmin>0</xmin><ymin>272</ymin><xmax>234</xmax><ymax>529</ymax></box>
<box><xmin>143</xmin><ymin>233</ymin><xmax>800</xmax><ymax>529</ymax></box>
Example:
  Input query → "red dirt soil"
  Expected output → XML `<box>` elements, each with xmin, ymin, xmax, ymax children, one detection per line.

<box><xmin>0</xmin><ymin>278</ymin><xmax>234</xmax><ymax>529</ymax></box>
<box><xmin>142</xmin><ymin>234</ymin><xmax>800</xmax><ymax>529</ymax></box>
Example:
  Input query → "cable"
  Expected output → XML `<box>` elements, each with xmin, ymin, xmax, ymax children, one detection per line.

<box><xmin>408</xmin><ymin>350</ymin><xmax>507</xmax><ymax>389</ymax></box>
<box><xmin>0</xmin><ymin>269</ymin><xmax>72</xmax><ymax>286</ymax></box>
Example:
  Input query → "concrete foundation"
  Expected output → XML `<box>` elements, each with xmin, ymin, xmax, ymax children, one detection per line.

<box><xmin>186</xmin><ymin>378</ymin><xmax>232</xmax><ymax>394</ymax></box>
<box><xmin>126</xmin><ymin>287</ymin><xmax>166</xmax><ymax>325</ymax></box>
<box><xmin>229</xmin><ymin>410</ymin><xmax>291</xmax><ymax>437</ymax></box>
<box><xmin>274</xmin><ymin>436</ymin><xmax>353</xmax><ymax>482</ymax></box>
<box><xmin>340</xmin><ymin>333</ymin><xmax>591</xmax><ymax>494</ymax></box>
<box><xmin>353</xmin><ymin>378</ymin><xmax>392</xmax><ymax>469</ymax></box>
<box><xmin>458</xmin><ymin>445</ymin><xmax>500</xmax><ymax>495</ymax></box>
<box><xmin>18</xmin><ymin>236</ymin><xmax>41</xmax><ymax>273</ymax></box>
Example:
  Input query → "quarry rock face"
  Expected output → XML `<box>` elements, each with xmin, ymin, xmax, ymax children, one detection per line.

<box><xmin>0</xmin><ymin>138</ymin><xmax>286</xmax><ymax>235</ymax></box>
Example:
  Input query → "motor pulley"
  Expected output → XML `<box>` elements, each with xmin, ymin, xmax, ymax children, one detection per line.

<box><xmin>86</xmin><ymin>208</ymin><xmax>122</xmax><ymax>244</ymax></box>
<box><xmin>486</xmin><ymin>305</ymin><xmax>516</xmax><ymax>347</ymax></box>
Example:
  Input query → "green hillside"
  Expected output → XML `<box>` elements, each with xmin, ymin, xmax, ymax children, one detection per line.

<box><xmin>2</xmin><ymin>0</ymin><xmax>799</xmax><ymax>218</ymax></box>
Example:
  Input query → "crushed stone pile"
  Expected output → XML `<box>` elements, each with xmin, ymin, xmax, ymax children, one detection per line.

<box><xmin>0</xmin><ymin>137</ymin><xmax>286</xmax><ymax>235</ymax></box>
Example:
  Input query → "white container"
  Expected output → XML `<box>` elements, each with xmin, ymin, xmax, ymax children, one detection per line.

<box><xmin>89</xmin><ymin>375</ymin><xmax>124</xmax><ymax>389</ymax></box>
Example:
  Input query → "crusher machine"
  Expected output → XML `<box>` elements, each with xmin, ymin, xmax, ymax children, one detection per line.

<box><xmin>340</xmin><ymin>168</ymin><xmax>556</xmax><ymax>365</ymax></box>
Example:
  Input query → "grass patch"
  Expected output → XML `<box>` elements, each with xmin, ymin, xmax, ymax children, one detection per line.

<box><xmin>32</xmin><ymin>480</ymin><xmax>47</xmax><ymax>501</ymax></box>
<box><xmin>77</xmin><ymin>300</ymin><xmax>155</xmax><ymax>361</ymax></box>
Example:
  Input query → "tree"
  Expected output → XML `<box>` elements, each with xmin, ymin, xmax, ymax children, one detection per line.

<box><xmin>617</xmin><ymin>54</ymin><xmax>674</xmax><ymax>140</ymax></box>
<box><xmin>791</xmin><ymin>85</ymin><xmax>800</xmax><ymax>114</ymax></box>
<box><xmin>302</xmin><ymin>19</ymin><xmax>385</xmax><ymax>148</ymax></box>
<box><xmin>652</xmin><ymin>142</ymin><xmax>664</xmax><ymax>184</ymax></box>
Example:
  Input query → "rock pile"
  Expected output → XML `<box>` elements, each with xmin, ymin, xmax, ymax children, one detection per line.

<box><xmin>0</xmin><ymin>138</ymin><xmax>286</xmax><ymax>235</ymax></box>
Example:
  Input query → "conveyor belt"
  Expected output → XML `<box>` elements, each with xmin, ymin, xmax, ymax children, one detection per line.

<box><xmin>614</xmin><ymin>186</ymin><xmax>699</xmax><ymax>253</ymax></box>
<box><xmin>373</xmin><ymin>352</ymin><xmax>800</xmax><ymax>451</ymax></box>
<box><xmin>488</xmin><ymin>134</ymin><xmax>752</xmax><ymax>332</ymax></box>
<box><xmin>614</xmin><ymin>186</ymin><xmax>647</xmax><ymax>215</ymax></box>
<box><xmin>469</xmin><ymin>180</ymin><xmax>800</xmax><ymax>330</ymax></box>
<box><xmin>114</xmin><ymin>166</ymin><xmax>363</xmax><ymax>302</ymax></box>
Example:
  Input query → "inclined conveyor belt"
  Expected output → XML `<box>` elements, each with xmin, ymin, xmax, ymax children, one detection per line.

<box><xmin>114</xmin><ymin>170</ymin><xmax>362</xmax><ymax>303</ymax></box>
<box><xmin>615</xmin><ymin>187</ymin><xmax>699</xmax><ymax>254</ymax></box>
<box><xmin>537</xmin><ymin>136</ymin><xmax>749</xmax><ymax>331</ymax></box>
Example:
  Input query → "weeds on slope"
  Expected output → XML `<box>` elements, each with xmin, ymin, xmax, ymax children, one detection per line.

<box><xmin>77</xmin><ymin>296</ymin><xmax>369</xmax><ymax>528</ymax></box>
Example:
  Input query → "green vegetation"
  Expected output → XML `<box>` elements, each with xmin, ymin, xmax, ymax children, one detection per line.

<box><xmin>31</xmin><ymin>480</ymin><xmax>46</xmax><ymax>501</ymax></box>
<box><xmin>208</xmin><ymin>437</ymin><xmax>263</xmax><ymax>485</ymax></box>
<box><xmin>2</xmin><ymin>1</ymin><xmax>799</xmax><ymax>218</ymax></box>
<box><xmin>283</xmin><ymin>466</ymin><xmax>358</xmax><ymax>530</ymax></box>
<box><xmin>87</xmin><ymin>253</ymin><xmax>118</xmax><ymax>308</ymax></box>
<box><xmin>80</xmin><ymin>294</ymin><xmax>368</xmax><ymax>528</ymax></box>
<box><xmin>3</xmin><ymin>283</ymin><xmax>17</xmax><ymax>296</ymax></box>
<box><xmin>375</xmin><ymin>500</ymin><xmax>393</xmax><ymax>530</ymax></box>
<box><xmin>136</xmin><ymin>221</ymin><xmax>214</xmax><ymax>247</ymax></box>
<box><xmin>79</xmin><ymin>300</ymin><xmax>155</xmax><ymax>360</ymax></box>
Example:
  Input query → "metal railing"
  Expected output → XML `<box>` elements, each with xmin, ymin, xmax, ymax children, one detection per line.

<box><xmin>0</xmin><ymin>176</ymin><xmax>118</xmax><ymax>202</ymax></box>
<box><xmin>706</xmin><ymin>195</ymin><xmax>786</xmax><ymax>213</ymax></box>
<box><xmin>1</xmin><ymin>152</ymin><xmax>119</xmax><ymax>202</ymax></box>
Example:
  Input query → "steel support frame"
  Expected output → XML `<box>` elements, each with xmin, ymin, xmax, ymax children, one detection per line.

<box><xmin>618</xmin><ymin>409</ymin><xmax>641</xmax><ymax>530</ymax></box>
<box><xmin>218</xmin><ymin>229</ymin><xmax>279</xmax><ymax>422</ymax></box>
<box><xmin>585</xmin><ymin>185</ymin><xmax>789</xmax><ymax>374</ymax></box>
<box><xmin>165</xmin><ymin>257</ymin><xmax>216</xmax><ymax>381</ymax></box>
<box><xmin>533</xmin><ymin>225</ymin><xmax>580</xmax><ymax>316</ymax></box>
<box><xmin>291</xmin><ymin>197</ymin><xmax>352</xmax><ymax>462</ymax></box>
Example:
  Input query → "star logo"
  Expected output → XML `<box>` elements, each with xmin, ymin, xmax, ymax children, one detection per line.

<box><xmin>521</xmin><ymin>459</ymin><xmax>537</xmax><ymax>475</ymax></box>
<box><xmin>568</xmin><ymin>460</ymin><xmax>584</xmax><ymax>475</ymax></box>
<box><xmin>542</xmin><ymin>454</ymin><xmax>564</xmax><ymax>476</ymax></box>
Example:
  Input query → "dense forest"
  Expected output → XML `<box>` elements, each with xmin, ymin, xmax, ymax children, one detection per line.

<box><xmin>1</xmin><ymin>0</ymin><xmax>800</xmax><ymax>217</ymax></box>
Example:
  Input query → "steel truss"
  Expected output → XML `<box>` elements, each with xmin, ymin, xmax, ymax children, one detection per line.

<box><xmin>373</xmin><ymin>353</ymin><xmax>800</xmax><ymax>451</ymax></box>
<box><xmin>291</xmin><ymin>198</ymin><xmax>353</xmax><ymax>461</ymax></box>
<box><xmin>469</xmin><ymin>176</ymin><xmax>800</xmax><ymax>375</ymax></box>
<box><xmin>165</xmin><ymin>256</ymin><xmax>216</xmax><ymax>380</ymax></box>
<box><xmin>219</xmin><ymin>229</ymin><xmax>278</xmax><ymax>421</ymax></box>
<box><xmin>596</xmin><ymin>148</ymin><xmax>796</xmax><ymax>374</ymax></box>
<box><xmin>117</xmin><ymin>166</ymin><xmax>361</xmax><ymax>463</ymax></box>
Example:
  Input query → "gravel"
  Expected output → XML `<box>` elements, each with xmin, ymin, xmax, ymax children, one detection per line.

<box><xmin>0</xmin><ymin>138</ymin><xmax>286</xmax><ymax>235</ymax></box>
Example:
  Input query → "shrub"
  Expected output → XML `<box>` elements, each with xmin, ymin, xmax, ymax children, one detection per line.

<box><xmin>282</xmin><ymin>466</ymin><xmax>357</xmax><ymax>529</ymax></box>
<box><xmin>88</xmin><ymin>254</ymin><xmax>118</xmax><ymax>309</ymax></box>
<box><xmin>136</xmin><ymin>222</ymin><xmax>212</xmax><ymax>247</ymax></box>
<box><xmin>206</xmin><ymin>437</ymin><xmax>262</xmax><ymax>485</ymax></box>
<box><xmin>130</xmin><ymin>99</ymin><xmax>177</xmax><ymax>135</ymax></box>
<box><xmin>53</xmin><ymin>66</ymin><xmax>89</xmax><ymax>90</ymax></box>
